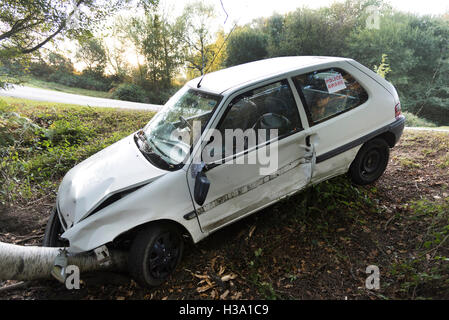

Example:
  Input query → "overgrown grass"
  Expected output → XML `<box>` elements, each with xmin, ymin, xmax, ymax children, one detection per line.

<box><xmin>21</xmin><ymin>77</ymin><xmax>111</xmax><ymax>99</ymax></box>
<box><xmin>403</xmin><ymin>112</ymin><xmax>437</xmax><ymax>128</ymax></box>
<box><xmin>391</xmin><ymin>199</ymin><xmax>449</xmax><ymax>299</ymax></box>
<box><xmin>0</xmin><ymin>97</ymin><xmax>155</xmax><ymax>204</ymax></box>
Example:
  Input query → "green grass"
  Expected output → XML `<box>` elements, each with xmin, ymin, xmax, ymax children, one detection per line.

<box><xmin>398</xmin><ymin>157</ymin><xmax>421</xmax><ymax>168</ymax></box>
<box><xmin>22</xmin><ymin>77</ymin><xmax>111</xmax><ymax>99</ymax></box>
<box><xmin>403</xmin><ymin>111</ymin><xmax>437</xmax><ymax>128</ymax></box>
<box><xmin>0</xmin><ymin>97</ymin><xmax>155</xmax><ymax>204</ymax></box>
<box><xmin>391</xmin><ymin>198</ymin><xmax>449</xmax><ymax>298</ymax></box>
<box><xmin>0</xmin><ymin>96</ymin><xmax>122</xmax><ymax>109</ymax></box>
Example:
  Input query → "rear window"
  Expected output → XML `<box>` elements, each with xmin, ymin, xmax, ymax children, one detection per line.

<box><xmin>293</xmin><ymin>68</ymin><xmax>368</xmax><ymax>125</ymax></box>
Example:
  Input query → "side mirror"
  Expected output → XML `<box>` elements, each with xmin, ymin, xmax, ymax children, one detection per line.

<box><xmin>194</xmin><ymin>171</ymin><xmax>210</xmax><ymax>206</ymax></box>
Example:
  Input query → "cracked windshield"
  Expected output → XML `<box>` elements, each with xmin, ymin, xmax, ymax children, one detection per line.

<box><xmin>142</xmin><ymin>86</ymin><xmax>222</xmax><ymax>165</ymax></box>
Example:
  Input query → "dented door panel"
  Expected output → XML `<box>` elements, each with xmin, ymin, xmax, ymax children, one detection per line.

<box><xmin>187</xmin><ymin>130</ymin><xmax>314</xmax><ymax>233</ymax></box>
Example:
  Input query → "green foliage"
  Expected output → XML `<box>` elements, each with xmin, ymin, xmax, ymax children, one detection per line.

<box><xmin>0</xmin><ymin>100</ymin><xmax>44</xmax><ymax>149</ymax></box>
<box><xmin>75</xmin><ymin>37</ymin><xmax>107</xmax><ymax>75</ymax></box>
<box><xmin>0</xmin><ymin>97</ymin><xmax>154</xmax><ymax>204</ymax></box>
<box><xmin>0</xmin><ymin>0</ymin><xmax>158</xmax><ymax>56</ymax></box>
<box><xmin>403</xmin><ymin>112</ymin><xmax>437</xmax><ymax>127</ymax></box>
<box><xmin>0</xmin><ymin>0</ymin><xmax>158</xmax><ymax>89</ymax></box>
<box><xmin>345</xmin><ymin>11</ymin><xmax>449</xmax><ymax>125</ymax></box>
<box><xmin>391</xmin><ymin>198</ymin><xmax>449</xmax><ymax>298</ymax></box>
<box><xmin>46</xmin><ymin>119</ymin><xmax>94</xmax><ymax>145</ymax></box>
<box><xmin>225</xmin><ymin>27</ymin><xmax>268</xmax><ymax>67</ymax></box>
<box><xmin>374</xmin><ymin>54</ymin><xmax>392</xmax><ymax>78</ymax></box>
<box><xmin>222</xmin><ymin>0</ymin><xmax>449</xmax><ymax>126</ymax></box>
<box><xmin>308</xmin><ymin>176</ymin><xmax>374</xmax><ymax>213</ymax></box>
<box><xmin>26</xmin><ymin>51</ymin><xmax>113</xmax><ymax>92</ymax></box>
<box><xmin>3</xmin><ymin>0</ymin><xmax>449</xmax><ymax>125</ymax></box>
<box><xmin>178</xmin><ymin>0</ymin><xmax>217</xmax><ymax>75</ymax></box>
<box><xmin>112</xmin><ymin>9</ymin><xmax>185</xmax><ymax>99</ymax></box>
<box><xmin>111</xmin><ymin>83</ymin><xmax>147</xmax><ymax>103</ymax></box>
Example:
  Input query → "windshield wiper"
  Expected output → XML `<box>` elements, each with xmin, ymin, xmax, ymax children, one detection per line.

<box><xmin>136</xmin><ymin>130</ymin><xmax>150</xmax><ymax>148</ymax></box>
<box><xmin>179</xmin><ymin>116</ymin><xmax>192</xmax><ymax>130</ymax></box>
<box><xmin>134</xmin><ymin>130</ymin><xmax>174</xmax><ymax>170</ymax></box>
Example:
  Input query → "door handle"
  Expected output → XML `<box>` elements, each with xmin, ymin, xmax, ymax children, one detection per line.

<box><xmin>306</xmin><ymin>135</ymin><xmax>312</xmax><ymax>147</ymax></box>
<box><xmin>305</xmin><ymin>133</ymin><xmax>317</xmax><ymax>147</ymax></box>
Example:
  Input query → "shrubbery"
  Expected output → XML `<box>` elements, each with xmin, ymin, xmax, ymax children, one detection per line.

<box><xmin>111</xmin><ymin>83</ymin><xmax>147</xmax><ymax>102</ymax></box>
<box><xmin>403</xmin><ymin>112</ymin><xmax>437</xmax><ymax>128</ymax></box>
<box><xmin>0</xmin><ymin>98</ymin><xmax>155</xmax><ymax>204</ymax></box>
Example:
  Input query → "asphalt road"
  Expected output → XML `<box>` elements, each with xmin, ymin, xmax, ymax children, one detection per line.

<box><xmin>405</xmin><ymin>127</ymin><xmax>449</xmax><ymax>132</ymax></box>
<box><xmin>0</xmin><ymin>85</ymin><xmax>162</xmax><ymax>111</ymax></box>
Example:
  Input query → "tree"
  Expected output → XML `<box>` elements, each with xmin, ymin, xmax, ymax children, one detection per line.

<box><xmin>346</xmin><ymin>10</ymin><xmax>449</xmax><ymax>124</ymax></box>
<box><xmin>186</xmin><ymin>29</ymin><xmax>227</xmax><ymax>79</ymax></box>
<box><xmin>177</xmin><ymin>1</ymin><xmax>217</xmax><ymax>75</ymax></box>
<box><xmin>0</xmin><ymin>0</ymin><xmax>158</xmax><ymax>88</ymax></box>
<box><xmin>116</xmin><ymin>12</ymin><xmax>184</xmax><ymax>89</ymax></box>
<box><xmin>225</xmin><ymin>26</ymin><xmax>268</xmax><ymax>67</ymax></box>
<box><xmin>0</xmin><ymin>0</ymin><xmax>157</xmax><ymax>55</ymax></box>
<box><xmin>75</xmin><ymin>37</ymin><xmax>107</xmax><ymax>75</ymax></box>
<box><xmin>0</xmin><ymin>241</ymin><xmax>126</xmax><ymax>282</ymax></box>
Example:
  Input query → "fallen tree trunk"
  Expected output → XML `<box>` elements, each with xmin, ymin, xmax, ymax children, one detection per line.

<box><xmin>0</xmin><ymin>242</ymin><xmax>127</xmax><ymax>282</ymax></box>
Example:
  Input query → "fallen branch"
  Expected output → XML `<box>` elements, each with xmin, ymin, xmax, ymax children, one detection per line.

<box><xmin>0</xmin><ymin>281</ymin><xmax>29</xmax><ymax>293</ymax></box>
<box><xmin>14</xmin><ymin>234</ymin><xmax>44</xmax><ymax>245</ymax></box>
<box><xmin>0</xmin><ymin>242</ymin><xmax>127</xmax><ymax>282</ymax></box>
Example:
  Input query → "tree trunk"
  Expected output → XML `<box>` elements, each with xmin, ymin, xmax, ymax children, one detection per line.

<box><xmin>0</xmin><ymin>242</ymin><xmax>127</xmax><ymax>281</ymax></box>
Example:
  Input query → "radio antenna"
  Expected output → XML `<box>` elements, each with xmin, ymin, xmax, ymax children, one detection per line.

<box><xmin>197</xmin><ymin>0</ymin><xmax>237</xmax><ymax>88</ymax></box>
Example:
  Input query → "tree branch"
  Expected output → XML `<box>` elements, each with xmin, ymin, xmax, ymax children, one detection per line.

<box><xmin>11</xmin><ymin>0</ymin><xmax>86</xmax><ymax>54</ymax></box>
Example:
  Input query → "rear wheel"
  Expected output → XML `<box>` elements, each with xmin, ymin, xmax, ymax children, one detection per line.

<box><xmin>42</xmin><ymin>207</ymin><xmax>68</xmax><ymax>247</ymax></box>
<box><xmin>349</xmin><ymin>138</ymin><xmax>390</xmax><ymax>185</ymax></box>
<box><xmin>128</xmin><ymin>223</ymin><xmax>184</xmax><ymax>287</ymax></box>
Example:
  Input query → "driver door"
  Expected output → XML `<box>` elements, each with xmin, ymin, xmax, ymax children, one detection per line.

<box><xmin>187</xmin><ymin>80</ymin><xmax>315</xmax><ymax>233</ymax></box>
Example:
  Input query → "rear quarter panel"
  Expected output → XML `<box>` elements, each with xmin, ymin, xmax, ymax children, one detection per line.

<box><xmin>298</xmin><ymin>60</ymin><xmax>396</xmax><ymax>181</ymax></box>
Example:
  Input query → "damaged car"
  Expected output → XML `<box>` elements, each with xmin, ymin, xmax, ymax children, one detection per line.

<box><xmin>43</xmin><ymin>56</ymin><xmax>405</xmax><ymax>287</ymax></box>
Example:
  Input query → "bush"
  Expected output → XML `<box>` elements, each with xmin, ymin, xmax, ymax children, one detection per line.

<box><xmin>403</xmin><ymin>112</ymin><xmax>437</xmax><ymax>128</ymax></box>
<box><xmin>111</xmin><ymin>83</ymin><xmax>146</xmax><ymax>102</ymax></box>
<box><xmin>0</xmin><ymin>98</ymin><xmax>154</xmax><ymax>204</ymax></box>
<box><xmin>146</xmin><ymin>86</ymin><xmax>178</xmax><ymax>105</ymax></box>
<box><xmin>48</xmin><ymin>72</ymin><xmax>80</xmax><ymax>87</ymax></box>
<box><xmin>0</xmin><ymin>101</ymin><xmax>44</xmax><ymax>149</ymax></box>
<box><xmin>46</xmin><ymin>119</ymin><xmax>94</xmax><ymax>146</ymax></box>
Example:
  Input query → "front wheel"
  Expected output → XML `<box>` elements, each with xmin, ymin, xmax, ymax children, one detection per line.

<box><xmin>349</xmin><ymin>138</ymin><xmax>390</xmax><ymax>185</ymax></box>
<box><xmin>128</xmin><ymin>223</ymin><xmax>184</xmax><ymax>287</ymax></box>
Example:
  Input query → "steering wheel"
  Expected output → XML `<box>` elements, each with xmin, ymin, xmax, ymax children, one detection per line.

<box><xmin>252</xmin><ymin>113</ymin><xmax>292</xmax><ymax>131</ymax></box>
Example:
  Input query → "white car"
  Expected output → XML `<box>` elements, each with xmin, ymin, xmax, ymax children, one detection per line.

<box><xmin>43</xmin><ymin>56</ymin><xmax>405</xmax><ymax>287</ymax></box>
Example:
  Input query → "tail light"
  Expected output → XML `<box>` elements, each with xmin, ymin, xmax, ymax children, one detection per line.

<box><xmin>395</xmin><ymin>102</ymin><xmax>402</xmax><ymax>119</ymax></box>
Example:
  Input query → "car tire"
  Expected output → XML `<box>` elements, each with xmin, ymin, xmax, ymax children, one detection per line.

<box><xmin>349</xmin><ymin>138</ymin><xmax>390</xmax><ymax>185</ymax></box>
<box><xmin>128</xmin><ymin>223</ymin><xmax>184</xmax><ymax>287</ymax></box>
<box><xmin>42</xmin><ymin>207</ymin><xmax>67</xmax><ymax>247</ymax></box>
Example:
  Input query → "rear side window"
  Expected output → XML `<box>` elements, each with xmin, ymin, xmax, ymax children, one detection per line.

<box><xmin>292</xmin><ymin>68</ymin><xmax>368</xmax><ymax>125</ymax></box>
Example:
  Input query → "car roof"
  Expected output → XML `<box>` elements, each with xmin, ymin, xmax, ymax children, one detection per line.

<box><xmin>187</xmin><ymin>56</ymin><xmax>349</xmax><ymax>95</ymax></box>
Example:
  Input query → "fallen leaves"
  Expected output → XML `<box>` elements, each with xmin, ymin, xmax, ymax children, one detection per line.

<box><xmin>221</xmin><ymin>274</ymin><xmax>237</xmax><ymax>282</ymax></box>
<box><xmin>186</xmin><ymin>260</ymin><xmax>239</xmax><ymax>299</ymax></box>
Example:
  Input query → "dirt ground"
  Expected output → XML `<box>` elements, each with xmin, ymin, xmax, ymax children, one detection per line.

<box><xmin>1</xmin><ymin>129</ymin><xmax>448</xmax><ymax>300</ymax></box>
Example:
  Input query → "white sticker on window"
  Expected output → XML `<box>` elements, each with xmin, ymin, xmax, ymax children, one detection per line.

<box><xmin>325</xmin><ymin>73</ymin><xmax>346</xmax><ymax>93</ymax></box>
